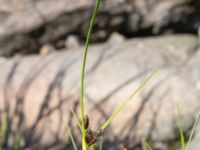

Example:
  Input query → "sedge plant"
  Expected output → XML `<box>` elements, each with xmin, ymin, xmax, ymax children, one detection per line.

<box><xmin>62</xmin><ymin>0</ymin><xmax>156</xmax><ymax>149</ymax></box>
<box><xmin>78</xmin><ymin>0</ymin><xmax>157</xmax><ymax>149</ymax></box>
<box><xmin>64</xmin><ymin>0</ymin><xmax>200</xmax><ymax>149</ymax></box>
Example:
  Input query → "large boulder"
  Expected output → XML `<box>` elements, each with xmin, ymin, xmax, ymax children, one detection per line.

<box><xmin>0</xmin><ymin>34</ymin><xmax>200</xmax><ymax>149</ymax></box>
<box><xmin>0</xmin><ymin>0</ymin><xmax>199</xmax><ymax>56</ymax></box>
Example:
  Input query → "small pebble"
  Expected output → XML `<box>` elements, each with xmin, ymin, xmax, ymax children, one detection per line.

<box><xmin>40</xmin><ymin>44</ymin><xmax>55</xmax><ymax>55</ymax></box>
<box><xmin>108</xmin><ymin>32</ymin><xmax>125</xmax><ymax>43</ymax></box>
<box><xmin>65</xmin><ymin>35</ymin><xmax>80</xmax><ymax>49</ymax></box>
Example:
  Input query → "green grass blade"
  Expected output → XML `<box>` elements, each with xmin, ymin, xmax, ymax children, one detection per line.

<box><xmin>144</xmin><ymin>142</ymin><xmax>153</xmax><ymax>150</ymax></box>
<box><xmin>176</xmin><ymin>104</ymin><xmax>186</xmax><ymax>150</ymax></box>
<box><xmin>122</xmin><ymin>145</ymin><xmax>127</xmax><ymax>150</ymax></box>
<box><xmin>90</xmin><ymin>145</ymin><xmax>95</xmax><ymax>150</ymax></box>
<box><xmin>186</xmin><ymin>111</ymin><xmax>200</xmax><ymax>150</ymax></box>
<box><xmin>71</xmin><ymin>109</ymin><xmax>82</xmax><ymax>131</ymax></box>
<box><xmin>0</xmin><ymin>121</ymin><xmax>7</xmax><ymax>149</ymax></box>
<box><xmin>141</xmin><ymin>139</ymin><xmax>153</xmax><ymax>150</ymax></box>
<box><xmin>13</xmin><ymin>136</ymin><xmax>20</xmax><ymax>150</ymax></box>
<box><xmin>13</xmin><ymin>128</ymin><xmax>23</xmax><ymax>150</ymax></box>
<box><xmin>0</xmin><ymin>121</ymin><xmax>7</xmax><ymax>136</ymax></box>
<box><xmin>100</xmin><ymin>69</ymin><xmax>158</xmax><ymax>130</ymax></box>
<box><xmin>80</xmin><ymin>0</ymin><xmax>101</xmax><ymax>149</ymax></box>
<box><xmin>63</xmin><ymin>117</ymin><xmax>78</xmax><ymax>150</ymax></box>
<box><xmin>99</xmin><ymin>137</ymin><xmax>103</xmax><ymax>150</ymax></box>
<box><xmin>0</xmin><ymin>133</ymin><xmax>2</xmax><ymax>150</ymax></box>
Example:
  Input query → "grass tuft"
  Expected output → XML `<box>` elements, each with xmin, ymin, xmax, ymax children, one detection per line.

<box><xmin>78</xmin><ymin>0</ymin><xmax>157</xmax><ymax>149</ymax></box>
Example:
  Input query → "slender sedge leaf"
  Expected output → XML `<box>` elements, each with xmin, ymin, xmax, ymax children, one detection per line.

<box><xmin>71</xmin><ymin>109</ymin><xmax>82</xmax><ymax>131</ymax></box>
<box><xmin>176</xmin><ymin>104</ymin><xmax>186</xmax><ymax>150</ymax></box>
<box><xmin>63</xmin><ymin>117</ymin><xmax>78</xmax><ymax>150</ymax></box>
<box><xmin>99</xmin><ymin>137</ymin><xmax>103</xmax><ymax>150</ymax></box>
<box><xmin>144</xmin><ymin>142</ymin><xmax>153</xmax><ymax>150</ymax></box>
<box><xmin>101</xmin><ymin>69</ymin><xmax>158</xmax><ymax>130</ymax></box>
<box><xmin>90</xmin><ymin>145</ymin><xmax>95</xmax><ymax>150</ymax></box>
<box><xmin>186</xmin><ymin>111</ymin><xmax>200</xmax><ymax>150</ymax></box>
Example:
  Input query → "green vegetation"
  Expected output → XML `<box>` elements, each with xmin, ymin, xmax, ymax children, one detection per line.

<box><xmin>65</xmin><ymin>0</ymin><xmax>200</xmax><ymax>149</ymax></box>
<box><xmin>0</xmin><ymin>120</ymin><xmax>7</xmax><ymax>150</ymax></box>
<box><xmin>79</xmin><ymin>0</ymin><xmax>101</xmax><ymax>149</ymax></box>
<box><xmin>63</xmin><ymin>116</ymin><xmax>78</xmax><ymax>150</ymax></box>
<box><xmin>177</xmin><ymin>105</ymin><xmax>200</xmax><ymax>150</ymax></box>
<box><xmin>177</xmin><ymin>104</ymin><xmax>186</xmax><ymax>150</ymax></box>
<box><xmin>0</xmin><ymin>120</ymin><xmax>23</xmax><ymax>150</ymax></box>
<box><xmin>186</xmin><ymin>111</ymin><xmax>200</xmax><ymax>149</ymax></box>
<box><xmin>0</xmin><ymin>0</ymin><xmax>199</xmax><ymax>149</ymax></box>
<box><xmin>77</xmin><ymin>0</ymin><xmax>156</xmax><ymax>149</ymax></box>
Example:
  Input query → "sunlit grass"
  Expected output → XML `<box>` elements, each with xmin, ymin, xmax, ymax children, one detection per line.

<box><xmin>63</xmin><ymin>116</ymin><xmax>78</xmax><ymax>150</ymax></box>
<box><xmin>177</xmin><ymin>104</ymin><xmax>186</xmax><ymax>150</ymax></box>
<box><xmin>176</xmin><ymin>104</ymin><xmax>200</xmax><ymax>150</ymax></box>
<box><xmin>186</xmin><ymin>112</ymin><xmax>200</xmax><ymax>150</ymax></box>
<box><xmin>79</xmin><ymin>0</ymin><xmax>157</xmax><ymax>149</ymax></box>
<box><xmin>79</xmin><ymin>0</ymin><xmax>101</xmax><ymax>149</ymax></box>
<box><xmin>100</xmin><ymin>70</ymin><xmax>157</xmax><ymax>131</ymax></box>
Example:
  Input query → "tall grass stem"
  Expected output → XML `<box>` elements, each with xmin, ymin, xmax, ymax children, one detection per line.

<box><xmin>80</xmin><ymin>0</ymin><xmax>101</xmax><ymax>149</ymax></box>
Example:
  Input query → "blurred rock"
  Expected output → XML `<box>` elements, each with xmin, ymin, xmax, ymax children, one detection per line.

<box><xmin>0</xmin><ymin>34</ymin><xmax>200</xmax><ymax>149</ymax></box>
<box><xmin>154</xmin><ymin>142</ymin><xmax>168</xmax><ymax>150</ymax></box>
<box><xmin>40</xmin><ymin>44</ymin><xmax>55</xmax><ymax>55</ymax></box>
<box><xmin>127</xmin><ymin>0</ymin><xmax>200</xmax><ymax>33</ymax></box>
<box><xmin>65</xmin><ymin>35</ymin><xmax>80</xmax><ymax>49</ymax></box>
<box><xmin>107</xmin><ymin>32</ymin><xmax>125</xmax><ymax>43</ymax></box>
<box><xmin>0</xmin><ymin>57</ymin><xmax>6</xmax><ymax>64</ymax></box>
<box><xmin>0</xmin><ymin>0</ymin><xmax>199</xmax><ymax>56</ymax></box>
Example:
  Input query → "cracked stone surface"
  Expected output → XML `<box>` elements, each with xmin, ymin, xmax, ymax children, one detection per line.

<box><xmin>0</xmin><ymin>34</ymin><xmax>200</xmax><ymax>149</ymax></box>
<box><xmin>0</xmin><ymin>0</ymin><xmax>199</xmax><ymax>56</ymax></box>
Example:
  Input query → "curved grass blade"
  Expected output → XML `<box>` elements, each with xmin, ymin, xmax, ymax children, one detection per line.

<box><xmin>99</xmin><ymin>137</ymin><xmax>103</xmax><ymax>150</ymax></box>
<box><xmin>122</xmin><ymin>145</ymin><xmax>127</xmax><ymax>150</ymax></box>
<box><xmin>89</xmin><ymin>145</ymin><xmax>95</xmax><ymax>150</ymax></box>
<box><xmin>63</xmin><ymin>117</ymin><xmax>78</xmax><ymax>150</ymax></box>
<box><xmin>80</xmin><ymin>0</ymin><xmax>101</xmax><ymax>149</ymax></box>
<box><xmin>176</xmin><ymin>104</ymin><xmax>185</xmax><ymax>150</ymax></box>
<box><xmin>100</xmin><ymin>69</ymin><xmax>158</xmax><ymax>130</ymax></box>
<box><xmin>186</xmin><ymin>111</ymin><xmax>200</xmax><ymax>150</ymax></box>
<box><xmin>71</xmin><ymin>109</ymin><xmax>82</xmax><ymax>131</ymax></box>
<box><xmin>14</xmin><ymin>134</ymin><xmax>21</xmax><ymax>150</ymax></box>
<box><xmin>0</xmin><ymin>120</ymin><xmax>7</xmax><ymax>150</ymax></box>
<box><xmin>143</xmin><ymin>141</ymin><xmax>153</xmax><ymax>150</ymax></box>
